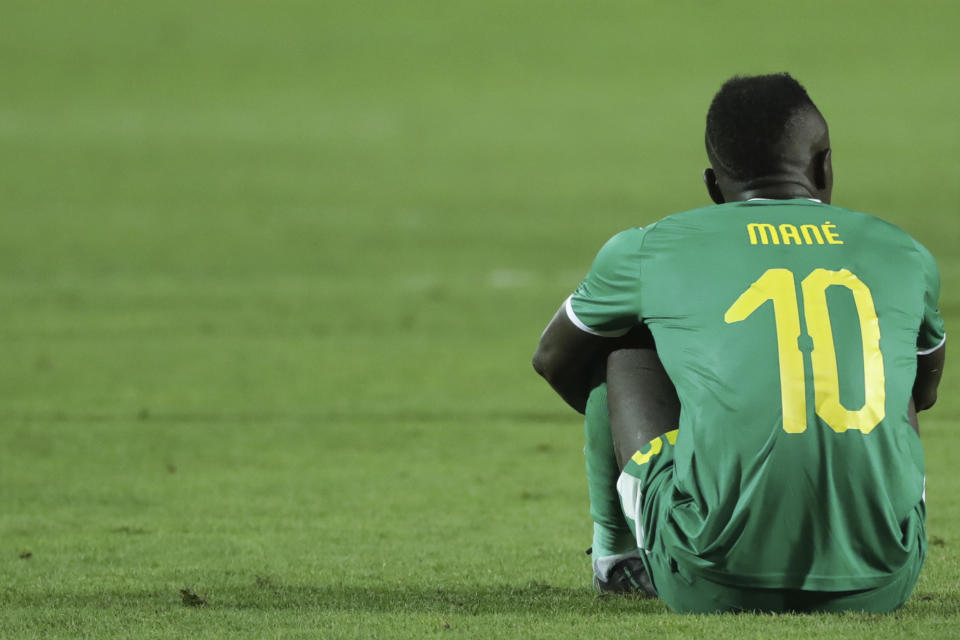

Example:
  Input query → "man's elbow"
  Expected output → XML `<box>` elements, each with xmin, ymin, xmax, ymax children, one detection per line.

<box><xmin>531</xmin><ymin>348</ymin><xmax>554</xmax><ymax>382</ymax></box>
<box><xmin>533</xmin><ymin>342</ymin><xmax>571</xmax><ymax>387</ymax></box>
<box><xmin>915</xmin><ymin>389</ymin><xmax>938</xmax><ymax>412</ymax></box>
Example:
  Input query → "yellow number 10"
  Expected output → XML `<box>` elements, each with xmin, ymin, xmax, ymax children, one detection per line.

<box><xmin>724</xmin><ymin>268</ymin><xmax>885</xmax><ymax>434</ymax></box>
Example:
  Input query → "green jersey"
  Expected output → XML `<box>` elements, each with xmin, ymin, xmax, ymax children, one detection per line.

<box><xmin>569</xmin><ymin>198</ymin><xmax>946</xmax><ymax>590</ymax></box>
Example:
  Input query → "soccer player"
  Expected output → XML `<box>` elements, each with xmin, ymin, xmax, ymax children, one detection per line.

<box><xmin>532</xmin><ymin>73</ymin><xmax>946</xmax><ymax>613</ymax></box>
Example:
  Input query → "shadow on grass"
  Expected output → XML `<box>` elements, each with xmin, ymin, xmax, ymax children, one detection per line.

<box><xmin>228</xmin><ymin>581</ymin><xmax>664</xmax><ymax>615</ymax></box>
<box><xmin>236</xmin><ymin>583</ymin><xmax>960</xmax><ymax>621</ymax></box>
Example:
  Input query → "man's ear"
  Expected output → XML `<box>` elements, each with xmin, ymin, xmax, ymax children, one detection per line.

<box><xmin>703</xmin><ymin>168</ymin><xmax>725</xmax><ymax>204</ymax></box>
<box><xmin>814</xmin><ymin>149</ymin><xmax>833</xmax><ymax>192</ymax></box>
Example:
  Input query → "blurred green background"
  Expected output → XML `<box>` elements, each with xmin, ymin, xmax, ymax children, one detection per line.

<box><xmin>1</xmin><ymin>1</ymin><xmax>957</xmax><ymax>637</ymax></box>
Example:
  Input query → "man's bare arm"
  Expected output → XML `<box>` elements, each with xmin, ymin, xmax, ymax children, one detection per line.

<box><xmin>914</xmin><ymin>343</ymin><xmax>945</xmax><ymax>411</ymax></box>
<box><xmin>532</xmin><ymin>305</ymin><xmax>608</xmax><ymax>413</ymax></box>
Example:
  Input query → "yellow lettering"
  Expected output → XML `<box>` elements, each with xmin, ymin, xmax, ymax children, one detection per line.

<box><xmin>748</xmin><ymin>223</ymin><xmax>779</xmax><ymax>245</ymax></box>
<box><xmin>748</xmin><ymin>222</ymin><xmax>841</xmax><ymax>246</ymax></box>
<box><xmin>726</xmin><ymin>268</ymin><xmax>885</xmax><ymax>435</ymax></box>
<box><xmin>779</xmin><ymin>224</ymin><xmax>802</xmax><ymax>245</ymax></box>
<box><xmin>800</xmin><ymin>224</ymin><xmax>825</xmax><ymax>245</ymax></box>
<box><xmin>822</xmin><ymin>221</ymin><xmax>843</xmax><ymax>245</ymax></box>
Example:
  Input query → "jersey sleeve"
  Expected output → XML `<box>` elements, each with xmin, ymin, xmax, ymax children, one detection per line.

<box><xmin>915</xmin><ymin>240</ymin><xmax>946</xmax><ymax>354</ymax></box>
<box><xmin>566</xmin><ymin>227</ymin><xmax>646</xmax><ymax>337</ymax></box>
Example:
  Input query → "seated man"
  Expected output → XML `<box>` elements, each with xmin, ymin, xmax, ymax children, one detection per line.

<box><xmin>533</xmin><ymin>73</ymin><xmax>946</xmax><ymax>613</ymax></box>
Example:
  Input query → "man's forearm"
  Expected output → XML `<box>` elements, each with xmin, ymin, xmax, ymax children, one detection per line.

<box><xmin>534</xmin><ymin>362</ymin><xmax>592</xmax><ymax>414</ymax></box>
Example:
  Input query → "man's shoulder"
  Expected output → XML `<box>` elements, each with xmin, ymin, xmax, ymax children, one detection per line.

<box><xmin>608</xmin><ymin>203</ymin><xmax>732</xmax><ymax>240</ymax></box>
<box><xmin>656</xmin><ymin>201</ymin><xmax>736</xmax><ymax>223</ymax></box>
<box><xmin>632</xmin><ymin>201</ymin><xmax>754</xmax><ymax>244</ymax></box>
<box><xmin>646</xmin><ymin>200</ymin><xmax>772</xmax><ymax>231</ymax></box>
<box><xmin>823</xmin><ymin>203</ymin><xmax>936</xmax><ymax>260</ymax></box>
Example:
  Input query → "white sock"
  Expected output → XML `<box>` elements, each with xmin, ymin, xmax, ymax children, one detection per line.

<box><xmin>593</xmin><ymin>549</ymin><xmax>642</xmax><ymax>581</ymax></box>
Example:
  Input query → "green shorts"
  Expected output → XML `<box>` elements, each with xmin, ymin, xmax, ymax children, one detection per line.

<box><xmin>615</xmin><ymin>431</ymin><xmax>926</xmax><ymax>614</ymax></box>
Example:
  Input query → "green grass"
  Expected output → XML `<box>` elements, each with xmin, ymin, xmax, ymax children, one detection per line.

<box><xmin>1</xmin><ymin>1</ymin><xmax>958</xmax><ymax>637</ymax></box>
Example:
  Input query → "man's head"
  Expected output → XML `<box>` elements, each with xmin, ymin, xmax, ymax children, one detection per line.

<box><xmin>703</xmin><ymin>73</ymin><xmax>833</xmax><ymax>204</ymax></box>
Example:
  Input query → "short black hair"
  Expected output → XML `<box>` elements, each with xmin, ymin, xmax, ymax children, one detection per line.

<box><xmin>705</xmin><ymin>73</ymin><xmax>819</xmax><ymax>181</ymax></box>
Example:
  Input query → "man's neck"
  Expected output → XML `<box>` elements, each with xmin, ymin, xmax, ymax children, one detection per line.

<box><xmin>736</xmin><ymin>184</ymin><xmax>818</xmax><ymax>202</ymax></box>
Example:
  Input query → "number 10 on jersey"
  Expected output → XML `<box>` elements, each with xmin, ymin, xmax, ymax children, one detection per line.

<box><xmin>724</xmin><ymin>268</ymin><xmax>885</xmax><ymax>434</ymax></box>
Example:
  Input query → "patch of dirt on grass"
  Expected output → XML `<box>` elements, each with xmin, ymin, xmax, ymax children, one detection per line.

<box><xmin>180</xmin><ymin>588</ymin><xmax>208</xmax><ymax>607</ymax></box>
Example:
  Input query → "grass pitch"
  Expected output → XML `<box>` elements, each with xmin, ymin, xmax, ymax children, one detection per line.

<box><xmin>1</xmin><ymin>1</ymin><xmax>958</xmax><ymax>638</ymax></box>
